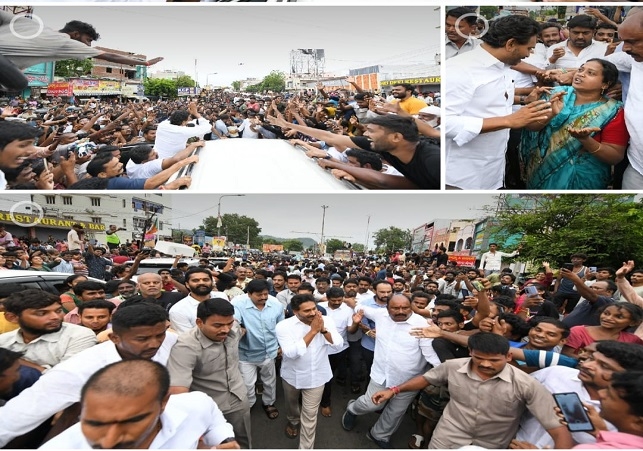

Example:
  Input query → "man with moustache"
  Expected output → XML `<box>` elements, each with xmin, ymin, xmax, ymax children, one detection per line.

<box><xmin>388</xmin><ymin>84</ymin><xmax>428</xmax><ymax>115</ymax></box>
<box><xmin>445</xmin><ymin>15</ymin><xmax>552</xmax><ymax>190</ymax></box>
<box><xmin>169</xmin><ymin>268</ymin><xmax>227</xmax><ymax>333</ymax></box>
<box><xmin>0</xmin><ymin>302</ymin><xmax>177</xmax><ymax>448</ymax></box>
<box><xmin>167</xmin><ymin>298</ymin><xmax>251</xmax><ymax>449</ymax></box>
<box><xmin>341</xmin><ymin>294</ymin><xmax>440</xmax><ymax>448</ymax></box>
<box><xmin>0</xmin><ymin>289</ymin><xmax>96</xmax><ymax>370</ymax></box>
<box><xmin>136</xmin><ymin>273</ymin><xmax>184</xmax><ymax>311</ymax></box>
<box><xmin>342</xmin><ymin>278</ymin><xmax>365</xmax><ymax>394</ymax></box>
<box><xmin>358</xmin><ymin>281</ymin><xmax>394</xmax><ymax>379</ymax></box>
<box><xmin>534</xmin><ymin>22</ymin><xmax>563</xmax><ymax>62</ymax></box>
<box><xmin>547</xmin><ymin>15</ymin><xmax>608</xmax><ymax>70</ymax></box>
<box><xmin>445</xmin><ymin>7</ymin><xmax>480</xmax><ymax>59</ymax></box>
<box><xmin>276</xmin><ymin>294</ymin><xmax>343</xmax><ymax>449</ymax></box>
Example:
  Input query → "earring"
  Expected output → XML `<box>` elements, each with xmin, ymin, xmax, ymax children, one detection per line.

<box><xmin>601</xmin><ymin>87</ymin><xmax>606</xmax><ymax>95</ymax></box>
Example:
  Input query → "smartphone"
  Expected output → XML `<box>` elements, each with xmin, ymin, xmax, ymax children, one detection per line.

<box><xmin>461</xmin><ymin>289</ymin><xmax>470</xmax><ymax>297</ymax></box>
<box><xmin>553</xmin><ymin>393</ymin><xmax>594</xmax><ymax>432</ymax></box>
<box><xmin>525</xmin><ymin>285</ymin><xmax>539</xmax><ymax>296</ymax></box>
<box><xmin>589</xmin><ymin>267</ymin><xmax>597</xmax><ymax>273</ymax></box>
<box><xmin>563</xmin><ymin>263</ymin><xmax>574</xmax><ymax>271</ymax></box>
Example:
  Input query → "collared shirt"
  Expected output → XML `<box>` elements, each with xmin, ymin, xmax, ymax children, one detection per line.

<box><xmin>0</xmin><ymin>334</ymin><xmax>177</xmax><ymax>447</ymax></box>
<box><xmin>445</xmin><ymin>36</ymin><xmax>481</xmax><ymax>60</ymax></box>
<box><xmin>360</xmin><ymin>307</ymin><xmax>440</xmax><ymax>386</ymax></box>
<box><xmin>424</xmin><ymin>358</ymin><xmax>561</xmax><ymax>449</ymax></box>
<box><xmin>39</xmin><ymin>392</ymin><xmax>234</xmax><ymax>449</ymax></box>
<box><xmin>318</xmin><ymin>302</ymin><xmax>353</xmax><ymax>354</ymax></box>
<box><xmin>155</xmin><ymin>118</ymin><xmax>213</xmax><ymax>160</ymax></box>
<box><xmin>0</xmin><ymin>322</ymin><xmax>96</xmax><ymax>369</ymax></box>
<box><xmin>605</xmin><ymin>52</ymin><xmax>643</xmax><ymax>177</ymax></box>
<box><xmin>445</xmin><ymin>44</ymin><xmax>514</xmax><ymax>189</ymax></box>
<box><xmin>166</xmin><ymin>324</ymin><xmax>247</xmax><ymax>414</ymax></box>
<box><xmin>231</xmin><ymin>294</ymin><xmax>284</xmax><ymax>362</ymax></box>
<box><xmin>168</xmin><ymin>292</ymin><xmax>227</xmax><ymax>334</ymax></box>
<box><xmin>276</xmin><ymin>314</ymin><xmax>343</xmax><ymax>389</ymax></box>
<box><xmin>276</xmin><ymin>289</ymin><xmax>296</xmax><ymax>308</ymax></box>
<box><xmin>574</xmin><ymin>431</ymin><xmax>643</xmax><ymax>449</ymax></box>
<box><xmin>51</xmin><ymin>259</ymin><xmax>74</xmax><ymax>274</ymax></box>
<box><xmin>358</xmin><ymin>296</ymin><xmax>387</xmax><ymax>351</ymax></box>
<box><xmin>479</xmin><ymin>250</ymin><xmax>518</xmax><ymax>271</ymax></box>
<box><xmin>517</xmin><ymin>366</ymin><xmax>616</xmax><ymax>448</ymax></box>
<box><xmin>546</xmin><ymin>40</ymin><xmax>608</xmax><ymax>70</ymax></box>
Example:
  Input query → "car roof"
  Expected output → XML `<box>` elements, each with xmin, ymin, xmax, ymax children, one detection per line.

<box><xmin>171</xmin><ymin>140</ymin><xmax>363</xmax><ymax>192</ymax></box>
<box><xmin>0</xmin><ymin>270</ymin><xmax>104</xmax><ymax>283</ymax></box>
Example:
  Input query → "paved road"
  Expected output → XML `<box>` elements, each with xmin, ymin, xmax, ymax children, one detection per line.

<box><xmin>248</xmin><ymin>378</ymin><xmax>416</xmax><ymax>449</ymax></box>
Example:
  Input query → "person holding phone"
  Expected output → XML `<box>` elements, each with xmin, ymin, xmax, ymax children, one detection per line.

<box><xmin>553</xmin><ymin>253</ymin><xmax>589</xmax><ymax>315</ymax></box>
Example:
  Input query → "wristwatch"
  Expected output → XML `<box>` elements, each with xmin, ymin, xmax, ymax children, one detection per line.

<box><xmin>519</xmin><ymin>95</ymin><xmax>526</xmax><ymax>106</ymax></box>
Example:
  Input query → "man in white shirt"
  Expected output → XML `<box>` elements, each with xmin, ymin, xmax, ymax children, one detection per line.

<box><xmin>605</xmin><ymin>12</ymin><xmax>643</xmax><ymax>189</ymax></box>
<box><xmin>67</xmin><ymin>223</ymin><xmax>84</xmax><ymax>251</ymax></box>
<box><xmin>445</xmin><ymin>15</ymin><xmax>552</xmax><ymax>190</ymax></box>
<box><xmin>169</xmin><ymin>268</ymin><xmax>226</xmax><ymax>333</ymax></box>
<box><xmin>0</xmin><ymin>302</ymin><xmax>177</xmax><ymax>448</ymax></box>
<box><xmin>547</xmin><ymin>15</ymin><xmax>608</xmax><ymax>70</ymax></box>
<box><xmin>341</xmin><ymin>294</ymin><xmax>440</xmax><ymax>448</ymax></box>
<box><xmin>478</xmin><ymin>242</ymin><xmax>520</xmax><ymax>275</ymax></box>
<box><xmin>39</xmin><ymin>360</ymin><xmax>238</xmax><ymax>449</ymax></box>
<box><xmin>125</xmin><ymin>140</ymin><xmax>203</xmax><ymax>179</ymax></box>
<box><xmin>0</xmin><ymin>289</ymin><xmax>97</xmax><ymax>370</ymax></box>
<box><xmin>155</xmin><ymin>101</ymin><xmax>212</xmax><ymax>160</ymax></box>
<box><xmin>276</xmin><ymin>293</ymin><xmax>343</xmax><ymax>449</ymax></box>
<box><xmin>515</xmin><ymin>341</ymin><xmax>643</xmax><ymax>448</ymax></box>
<box><xmin>318</xmin><ymin>287</ymin><xmax>360</xmax><ymax>417</ymax></box>
<box><xmin>445</xmin><ymin>7</ymin><xmax>481</xmax><ymax>60</ymax></box>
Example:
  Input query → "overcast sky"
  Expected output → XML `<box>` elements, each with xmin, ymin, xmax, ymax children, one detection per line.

<box><xmin>166</xmin><ymin>193</ymin><xmax>499</xmax><ymax>246</ymax></box>
<box><xmin>32</xmin><ymin>4</ymin><xmax>441</xmax><ymax>86</ymax></box>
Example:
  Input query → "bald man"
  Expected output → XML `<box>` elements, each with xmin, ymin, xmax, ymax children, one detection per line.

<box><xmin>40</xmin><ymin>360</ymin><xmax>239</xmax><ymax>449</ymax></box>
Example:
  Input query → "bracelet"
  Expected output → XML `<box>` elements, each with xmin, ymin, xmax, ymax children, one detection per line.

<box><xmin>589</xmin><ymin>144</ymin><xmax>602</xmax><ymax>154</ymax></box>
<box><xmin>561</xmin><ymin>68</ymin><xmax>568</xmax><ymax>74</ymax></box>
<box><xmin>320</xmin><ymin>329</ymin><xmax>328</xmax><ymax>334</ymax></box>
<box><xmin>389</xmin><ymin>386</ymin><xmax>400</xmax><ymax>396</ymax></box>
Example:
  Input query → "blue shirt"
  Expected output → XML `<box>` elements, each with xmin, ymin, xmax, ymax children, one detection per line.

<box><xmin>359</xmin><ymin>297</ymin><xmax>388</xmax><ymax>351</ymax></box>
<box><xmin>107</xmin><ymin>177</ymin><xmax>146</xmax><ymax>190</ymax></box>
<box><xmin>231</xmin><ymin>294</ymin><xmax>284</xmax><ymax>363</ymax></box>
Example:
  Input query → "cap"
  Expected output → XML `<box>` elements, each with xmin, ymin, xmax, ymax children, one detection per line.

<box><xmin>419</xmin><ymin>106</ymin><xmax>441</xmax><ymax>116</ymax></box>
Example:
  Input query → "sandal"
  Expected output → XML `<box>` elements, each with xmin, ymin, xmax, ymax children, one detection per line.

<box><xmin>262</xmin><ymin>404</ymin><xmax>279</xmax><ymax>420</ymax></box>
<box><xmin>285</xmin><ymin>422</ymin><xmax>299</xmax><ymax>439</ymax></box>
<box><xmin>321</xmin><ymin>406</ymin><xmax>332</xmax><ymax>417</ymax></box>
<box><xmin>408</xmin><ymin>434</ymin><xmax>425</xmax><ymax>449</ymax></box>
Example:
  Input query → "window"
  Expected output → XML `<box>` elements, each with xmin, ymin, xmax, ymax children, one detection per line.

<box><xmin>456</xmin><ymin>239</ymin><xmax>464</xmax><ymax>252</ymax></box>
<box><xmin>106</xmin><ymin>67</ymin><xmax>112</xmax><ymax>73</ymax></box>
<box><xmin>62</xmin><ymin>196</ymin><xmax>72</xmax><ymax>205</ymax></box>
<box><xmin>159</xmin><ymin>222</ymin><xmax>163</xmax><ymax>231</ymax></box>
<box><xmin>465</xmin><ymin>238</ymin><xmax>473</xmax><ymax>250</ymax></box>
<box><xmin>122</xmin><ymin>199</ymin><xmax>126</xmax><ymax>209</ymax></box>
<box><xmin>133</xmin><ymin>217</ymin><xmax>147</xmax><ymax>229</ymax></box>
<box><xmin>90</xmin><ymin>197</ymin><xmax>101</xmax><ymax>207</ymax></box>
<box><xmin>63</xmin><ymin>215</ymin><xmax>74</xmax><ymax>220</ymax></box>
<box><xmin>45</xmin><ymin>195</ymin><xmax>56</xmax><ymax>205</ymax></box>
<box><xmin>123</xmin><ymin>219</ymin><xmax>127</xmax><ymax>228</ymax></box>
<box><xmin>91</xmin><ymin>217</ymin><xmax>102</xmax><ymax>224</ymax></box>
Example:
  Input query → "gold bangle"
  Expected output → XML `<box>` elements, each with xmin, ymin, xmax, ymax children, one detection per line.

<box><xmin>589</xmin><ymin>144</ymin><xmax>602</xmax><ymax>154</ymax></box>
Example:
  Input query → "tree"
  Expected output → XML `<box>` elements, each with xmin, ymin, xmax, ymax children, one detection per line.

<box><xmin>352</xmin><ymin>243</ymin><xmax>365</xmax><ymax>253</ymax></box>
<box><xmin>175</xmin><ymin>75</ymin><xmax>196</xmax><ymax>88</ymax></box>
<box><xmin>373</xmin><ymin>227</ymin><xmax>412</xmax><ymax>253</ymax></box>
<box><xmin>489</xmin><ymin>194</ymin><xmax>643</xmax><ymax>268</ymax></box>
<box><xmin>479</xmin><ymin>6</ymin><xmax>498</xmax><ymax>20</ymax></box>
<box><xmin>325</xmin><ymin>238</ymin><xmax>345</xmax><ymax>255</ymax></box>
<box><xmin>232</xmin><ymin>81</ymin><xmax>241</xmax><ymax>91</ymax></box>
<box><xmin>54</xmin><ymin>59</ymin><xmax>93</xmax><ymax>78</ymax></box>
<box><xmin>261</xmin><ymin>71</ymin><xmax>286</xmax><ymax>93</ymax></box>
<box><xmin>202</xmin><ymin>214</ymin><xmax>262</xmax><ymax>248</ymax></box>
<box><xmin>143</xmin><ymin>78</ymin><xmax>177</xmax><ymax>99</ymax></box>
<box><xmin>282</xmin><ymin>239</ymin><xmax>304</xmax><ymax>252</ymax></box>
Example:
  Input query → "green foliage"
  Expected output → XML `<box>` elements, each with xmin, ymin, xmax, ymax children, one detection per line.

<box><xmin>490</xmin><ymin>194</ymin><xmax>643</xmax><ymax>268</ymax></box>
<box><xmin>479</xmin><ymin>6</ymin><xmax>498</xmax><ymax>20</ymax></box>
<box><xmin>261</xmin><ymin>71</ymin><xmax>286</xmax><ymax>93</ymax></box>
<box><xmin>143</xmin><ymin>78</ymin><xmax>178</xmax><ymax>98</ymax></box>
<box><xmin>175</xmin><ymin>75</ymin><xmax>196</xmax><ymax>88</ymax></box>
<box><xmin>352</xmin><ymin>243</ymin><xmax>365</xmax><ymax>253</ymax></box>
<box><xmin>54</xmin><ymin>59</ymin><xmax>93</xmax><ymax>78</ymax></box>
<box><xmin>325</xmin><ymin>238</ymin><xmax>345</xmax><ymax>255</ymax></box>
<box><xmin>202</xmin><ymin>214</ymin><xmax>262</xmax><ymax>248</ymax></box>
<box><xmin>373</xmin><ymin>227</ymin><xmax>412</xmax><ymax>253</ymax></box>
<box><xmin>232</xmin><ymin>81</ymin><xmax>242</xmax><ymax>91</ymax></box>
<box><xmin>282</xmin><ymin>239</ymin><xmax>304</xmax><ymax>252</ymax></box>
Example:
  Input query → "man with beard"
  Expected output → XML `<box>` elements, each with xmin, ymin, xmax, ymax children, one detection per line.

<box><xmin>0</xmin><ymin>302</ymin><xmax>177</xmax><ymax>448</ymax></box>
<box><xmin>0</xmin><ymin>121</ymin><xmax>40</xmax><ymax>190</ymax></box>
<box><xmin>388</xmin><ymin>84</ymin><xmax>428</xmax><ymax>116</ymax></box>
<box><xmin>534</xmin><ymin>22</ymin><xmax>563</xmax><ymax>63</ymax></box>
<box><xmin>445</xmin><ymin>15</ymin><xmax>551</xmax><ymax>190</ymax></box>
<box><xmin>168</xmin><ymin>298</ymin><xmax>251</xmax><ymax>449</ymax></box>
<box><xmin>169</xmin><ymin>268</ymin><xmax>226</xmax><ymax>333</ymax></box>
<box><xmin>0</xmin><ymin>289</ymin><xmax>96</xmax><ymax>370</ymax></box>
<box><xmin>514</xmin><ymin>341</ymin><xmax>643</xmax><ymax>449</ymax></box>
<box><xmin>547</xmin><ymin>15</ymin><xmax>608</xmax><ymax>70</ymax></box>
<box><xmin>267</xmin><ymin>114</ymin><xmax>439</xmax><ymax>189</ymax></box>
<box><xmin>356</xmin><ymin>277</ymin><xmax>374</xmax><ymax>302</ymax></box>
<box><xmin>269</xmin><ymin>271</ymin><xmax>287</xmax><ymax>297</ymax></box>
<box><xmin>341</xmin><ymin>295</ymin><xmax>440</xmax><ymax>448</ymax></box>
<box><xmin>77</xmin><ymin>300</ymin><xmax>115</xmax><ymax>335</ymax></box>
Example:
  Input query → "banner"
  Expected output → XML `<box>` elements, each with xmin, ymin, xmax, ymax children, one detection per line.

<box><xmin>46</xmin><ymin>81</ymin><xmax>72</xmax><ymax>97</ymax></box>
<box><xmin>380</xmin><ymin>77</ymin><xmax>441</xmax><ymax>87</ymax></box>
<box><xmin>262</xmin><ymin>244</ymin><xmax>284</xmax><ymax>253</ymax></box>
<box><xmin>212</xmin><ymin>236</ymin><xmax>227</xmax><ymax>250</ymax></box>
<box><xmin>72</xmin><ymin>79</ymin><xmax>121</xmax><ymax>96</ymax></box>
<box><xmin>0</xmin><ymin>211</ymin><xmax>105</xmax><ymax>230</ymax></box>
<box><xmin>450</xmin><ymin>255</ymin><xmax>477</xmax><ymax>267</ymax></box>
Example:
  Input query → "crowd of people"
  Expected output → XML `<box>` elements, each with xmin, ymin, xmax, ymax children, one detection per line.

<box><xmin>0</xmin><ymin>13</ymin><xmax>441</xmax><ymax>191</ymax></box>
<box><xmin>445</xmin><ymin>5</ymin><xmax>643</xmax><ymax>190</ymax></box>
<box><xmin>1</xmin><ymin>230</ymin><xmax>643</xmax><ymax>449</ymax></box>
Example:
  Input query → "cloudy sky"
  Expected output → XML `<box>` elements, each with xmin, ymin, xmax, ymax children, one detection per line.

<box><xmin>32</xmin><ymin>4</ymin><xmax>441</xmax><ymax>86</ymax></box>
<box><xmin>166</xmin><ymin>193</ymin><xmax>499</xmax><ymax>246</ymax></box>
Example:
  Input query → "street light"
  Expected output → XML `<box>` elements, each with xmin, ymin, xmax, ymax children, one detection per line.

<box><xmin>320</xmin><ymin>205</ymin><xmax>328</xmax><ymax>256</ymax></box>
<box><xmin>217</xmin><ymin>194</ymin><xmax>245</xmax><ymax>237</ymax></box>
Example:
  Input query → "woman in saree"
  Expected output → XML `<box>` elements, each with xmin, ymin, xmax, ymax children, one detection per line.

<box><xmin>520</xmin><ymin>58</ymin><xmax>628</xmax><ymax>189</ymax></box>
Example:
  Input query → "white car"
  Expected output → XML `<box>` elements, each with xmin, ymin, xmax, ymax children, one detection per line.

<box><xmin>168</xmin><ymin>139</ymin><xmax>363</xmax><ymax>191</ymax></box>
<box><xmin>0</xmin><ymin>270</ymin><xmax>105</xmax><ymax>295</ymax></box>
<box><xmin>129</xmin><ymin>258</ymin><xmax>201</xmax><ymax>274</ymax></box>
